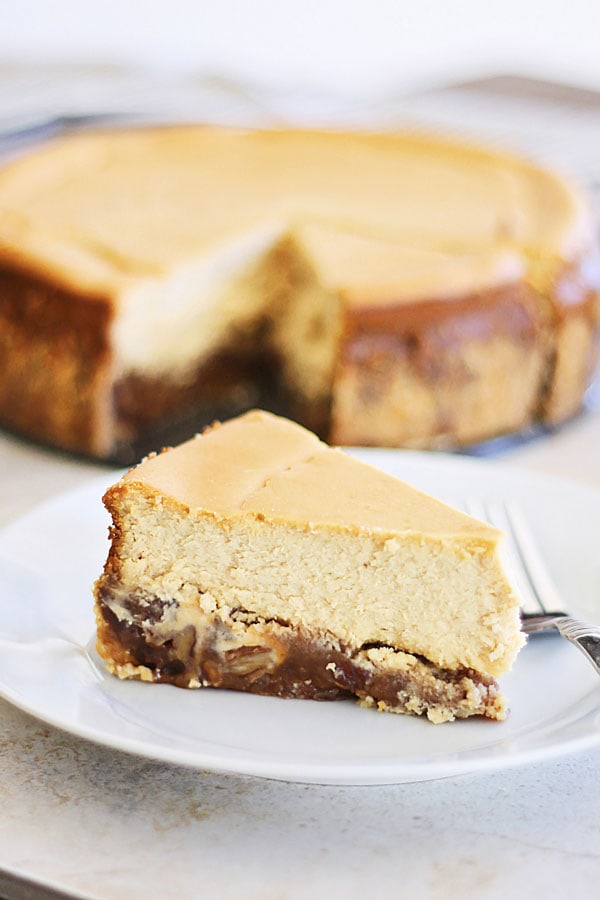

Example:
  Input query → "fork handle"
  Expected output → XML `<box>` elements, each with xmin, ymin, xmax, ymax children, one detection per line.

<box><xmin>523</xmin><ymin>615</ymin><xmax>600</xmax><ymax>675</ymax></box>
<box><xmin>555</xmin><ymin>617</ymin><xmax>600</xmax><ymax>675</ymax></box>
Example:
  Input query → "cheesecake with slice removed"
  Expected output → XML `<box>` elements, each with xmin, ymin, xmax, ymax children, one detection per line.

<box><xmin>93</xmin><ymin>410</ymin><xmax>524</xmax><ymax>722</ymax></box>
<box><xmin>0</xmin><ymin>125</ymin><xmax>598</xmax><ymax>460</ymax></box>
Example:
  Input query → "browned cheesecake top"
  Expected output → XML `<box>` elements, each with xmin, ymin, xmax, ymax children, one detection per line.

<box><xmin>0</xmin><ymin>125</ymin><xmax>593</xmax><ymax>303</ymax></box>
<box><xmin>122</xmin><ymin>410</ymin><xmax>498</xmax><ymax>539</ymax></box>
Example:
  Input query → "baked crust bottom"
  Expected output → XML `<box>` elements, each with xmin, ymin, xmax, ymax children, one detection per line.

<box><xmin>94</xmin><ymin>583</ymin><xmax>506</xmax><ymax>724</ymax></box>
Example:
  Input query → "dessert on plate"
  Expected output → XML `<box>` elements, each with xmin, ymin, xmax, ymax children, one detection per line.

<box><xmin>93</xmin><ymin>410</ymin><xmax>524</xmax><ymax>722</ymax></box>
<box><xmin>0</xmin><ymin>125</ymin><xmax>598</xmax><ymax>461</ymax></box>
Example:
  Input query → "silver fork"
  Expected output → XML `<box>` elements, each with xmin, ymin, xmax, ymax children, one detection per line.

<box><xmin>464</xmin><ymin>498</ymin><xmax>600</xmax><ymax>675</ymax></box>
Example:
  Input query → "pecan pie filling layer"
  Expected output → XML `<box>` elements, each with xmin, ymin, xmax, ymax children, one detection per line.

<box><xmin>95</xmin><ymin>584</ymin><xmax>506</xmax><ymax>723</ymax></box>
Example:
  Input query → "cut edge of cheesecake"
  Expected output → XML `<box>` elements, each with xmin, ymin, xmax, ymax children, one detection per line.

<box><xmin>93</xmin><ymin>410</ymin><xmax>525</xmax><ymax>723</ymax></box>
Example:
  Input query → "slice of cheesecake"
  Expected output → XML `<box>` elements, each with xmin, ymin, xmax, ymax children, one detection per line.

<box><xmin>93</xmin><ymin>410</ymin><xmax>524</xmax><ymax>722</ymax></box>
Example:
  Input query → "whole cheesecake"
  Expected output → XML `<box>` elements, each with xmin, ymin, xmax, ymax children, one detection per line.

<box><xmin>94</xmin><ymin>410</ymin><xmax>524</xmax><ymax>722</ymax></box>
<box><xmin>0</xmin><ymin>125</ymin><xmax>598</xmax><ymax>460</ymax></box>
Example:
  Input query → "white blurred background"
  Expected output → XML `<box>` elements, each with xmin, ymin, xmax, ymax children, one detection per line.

<box><xmin>1</xmin><ymin>0</ymin><xmax>599</xmax><ymax>99</ymax></box>
<box><xmin>1</xmin><ymin>0</ymin><xmax>600</xmax><ymax>211</ymax></box>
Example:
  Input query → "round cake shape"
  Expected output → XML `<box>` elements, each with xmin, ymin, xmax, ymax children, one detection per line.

<box><xmin>0</xmin><ymin>125</ymin><xmax>597</xmax><ymax>459</ymax></box>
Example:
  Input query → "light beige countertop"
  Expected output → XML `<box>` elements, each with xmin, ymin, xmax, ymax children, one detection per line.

<box><xmin>0</xmin><ymin>406</ymin><xmax>599</xmax><ymax>900</ymax></box>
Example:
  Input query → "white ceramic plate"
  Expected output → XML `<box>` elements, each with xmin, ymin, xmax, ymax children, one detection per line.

<box><xmin>0</xmin><ymin>450</ymin><xmax>598</xmax><ymax>785</ymax></box>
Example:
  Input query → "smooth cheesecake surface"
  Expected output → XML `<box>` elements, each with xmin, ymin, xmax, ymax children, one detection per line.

<box><xmin>124</xmin><ymin>410</ymin><xmax>498</xmax><ymax>538</ymax></box>
<box><xmin>0</xmin><ymin>125</ymin><xmax>593</xmax><ymax>302</ymax></box>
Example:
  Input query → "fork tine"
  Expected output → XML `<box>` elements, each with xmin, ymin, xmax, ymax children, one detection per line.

<box><xmin>463</xmin><ymin>498</ymin><xmax>600</xmax><ymax>674</ymax></box>
<box><xmin>503</xmin><ymin>503</ymin><xmax>565</xmax><ymax>614</ymax></box>
<box><xmin>463</xmin><ymin>497</ymin><xmax>544</xmax><ymax>616</ymax></box>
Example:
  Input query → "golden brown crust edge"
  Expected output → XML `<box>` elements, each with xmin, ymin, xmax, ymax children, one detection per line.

<box><xmin>0</xmin><ymin>262</ymin><xmax>116</xmax><ymax>456</ymax></box>
<box><xmin>0</xmin><ymin>252</ymin><xmax>597</xmax><ymax>459</ymax></box>
<box><xmin>329</xmin><ymin>260</ymin><xmax>599</xmax><ymax>448</ymax></box>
